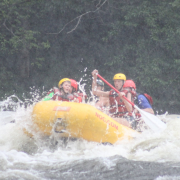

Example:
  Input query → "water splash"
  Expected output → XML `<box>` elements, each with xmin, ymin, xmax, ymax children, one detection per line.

<box><xmin>0</xmin><ymin>89</ymin><xmax>180</xmax><ymax>163</ymax></box>
<box><xmin>0</xmin><ymin>95</ymin><xmax>22</xmax><ymax>111</ymax></box>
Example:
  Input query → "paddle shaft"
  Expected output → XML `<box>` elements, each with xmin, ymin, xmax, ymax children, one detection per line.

<box><xmin>97</xmin><ymin>73</ymin><xmax>167</xmax><ymax>132</ymax></box>
<box><xmin>97</xmin><ymin>74</ymin><xmax>134</xmax><ymax>107</ymax></box>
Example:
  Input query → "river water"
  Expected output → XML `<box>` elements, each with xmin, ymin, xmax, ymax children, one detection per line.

<box><xmin>0</xmin><ymin>98</ymin><xmax>180</xmax><ymax>180</ymax></box>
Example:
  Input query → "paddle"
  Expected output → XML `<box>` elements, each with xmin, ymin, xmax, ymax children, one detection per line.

<box><xmin>97</xmin><ymin>74</ymin><xmax>167</xmax><ymax>132</ymax></box>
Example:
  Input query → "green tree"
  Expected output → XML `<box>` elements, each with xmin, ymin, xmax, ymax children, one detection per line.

<box><xmin>1</xmin><ymin>0</ymin><xmax>180</xmax><ymax>114</ymax></box>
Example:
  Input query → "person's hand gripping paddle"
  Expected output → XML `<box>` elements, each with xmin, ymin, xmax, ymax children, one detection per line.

<box><xmin>97</xmin><ymin>74</ymin><xmax>167</xmax><ymax>132</ymax></box>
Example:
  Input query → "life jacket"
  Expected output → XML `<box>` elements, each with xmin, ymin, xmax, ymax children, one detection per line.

<box><xmin>109</xmin><ymin>89</ymin><xmax>134</xmax><ymax>118</ymax></box>
<box><xmin>77</xmin><ymin>92</ymin><xmax>88</xmax><ymax>100</ymax></box>
<box><xmin>50</xmin><ymin>87</ymin><xmax>74</xmax><ymax>102</ymax></box>
<box><xmin>134</xmin><ymin>92</ymin><xmax>153</xmax><ymax>106</ymax></box>
<box><xmin>134</xmin><ymin>92</ymin><xmax>153</xmax><ymax>118</ymax></box>
<box><xmin>144</xmin><ymin>93</ymin><xmax>153</xmax><ymax>105</ymax></box>
<box><xmin>71</xmin><ymin>92</ymin><xmax>87</xmax><ymax>103</ymax></box>
<box><xmin>73</xmin><ymin>92</ymin><xmax>82</xmax><ymax>103</ymax></box>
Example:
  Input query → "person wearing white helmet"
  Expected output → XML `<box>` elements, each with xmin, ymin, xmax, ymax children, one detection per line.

<box><xmin>94</xmin><ymin>79</ymin><xmax>109</xmax><ymax>112</ymax></box>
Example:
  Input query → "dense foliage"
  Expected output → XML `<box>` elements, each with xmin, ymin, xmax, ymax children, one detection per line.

<box><xmin>1</xmin><ymin>0</ymin><xmax>180</xmax><ymax>114</ymax></box>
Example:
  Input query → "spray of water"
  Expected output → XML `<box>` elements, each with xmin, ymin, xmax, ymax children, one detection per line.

<box><xmin>0</xmin><ymin>75</ymin><xmax>180</xmax><ymax>163</ymax></box>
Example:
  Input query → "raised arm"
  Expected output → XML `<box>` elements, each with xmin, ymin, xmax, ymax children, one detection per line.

<box><xmin>91</xmin><ymin>69</ymin><xmax>109</xmax><ymax>97</ymax></box>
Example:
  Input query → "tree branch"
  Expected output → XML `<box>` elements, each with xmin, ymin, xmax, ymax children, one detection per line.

<box><xmin>3</xmin><ymin>20</ymin><xmax>15</xmax><ymax>36</ymax></box>
<box><xmin>47</xmin><ymin>0</ymin><xmax>108</xmax><ymax>35</ymax></box>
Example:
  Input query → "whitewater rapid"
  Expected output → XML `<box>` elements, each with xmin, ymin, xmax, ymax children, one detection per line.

<box><xmin>0</xmin><ymin>100</ymin><xmax>180</xmax><ymax>180</ymax></box>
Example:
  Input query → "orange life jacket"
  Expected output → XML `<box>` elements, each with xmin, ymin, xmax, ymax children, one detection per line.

<box><xmin>109</xmin><ymin>89</ymin><xmax>134</xmax><ymax>118</ymax></box>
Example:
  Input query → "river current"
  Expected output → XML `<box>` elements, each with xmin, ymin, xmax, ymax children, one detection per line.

<box><xmin>0</xmin><ymin>98</ymin><xmax>180</xmax><ymax>180</ymax></box>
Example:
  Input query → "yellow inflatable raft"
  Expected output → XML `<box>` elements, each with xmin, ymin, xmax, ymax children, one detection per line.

<box><xmin>32</xmin><ymin>101</ymin><xmax>138</xmax><ymax>144</ymax></box>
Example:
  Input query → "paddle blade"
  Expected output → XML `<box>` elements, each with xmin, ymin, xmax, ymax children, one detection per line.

<box><xmin>134</xmin><ymin>105</ymin><xmax>167</xmax><ymax>132</ymax></box>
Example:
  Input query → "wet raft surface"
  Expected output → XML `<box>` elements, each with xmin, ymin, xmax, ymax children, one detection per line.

<box><xmin>5</xmin><ymin>155</ymin><xmax>180</xmax><ymax>180</ymax></box>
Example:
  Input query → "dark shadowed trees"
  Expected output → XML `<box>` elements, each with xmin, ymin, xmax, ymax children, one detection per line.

<box><xmin>0</xmin><ymin>0</ymin><xmax>180</xmax><ymax>113</ymax></box>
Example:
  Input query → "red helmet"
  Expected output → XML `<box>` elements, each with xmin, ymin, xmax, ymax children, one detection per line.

<box><xmin>70</xmin><ymin>79</ymin><xmax>78</xmax><ymax>91</ymax></box>
<box><xmin>123</xmin><ymin>80</ymin><xmax>136</xmax><ymax>90</ymax></box>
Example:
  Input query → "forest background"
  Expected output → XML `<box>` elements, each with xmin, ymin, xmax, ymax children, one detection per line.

<box><xmin>1</xmin><ymin>0</ymin><xmax>180</xmax><ymax>114</ymax></box>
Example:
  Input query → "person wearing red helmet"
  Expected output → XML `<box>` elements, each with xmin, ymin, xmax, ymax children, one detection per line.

<box><xmin>122</xmin><ymin>80</ymin><xmax>137</xmax><ymax>103</ymax></box>
<box><xmin>69</xmin><ymin>79</ymin><xmax>78</xmax><ymax>93</ymax></box>
<box><xmin>69</xmin><ymin>79</ymin><xmax>87</xmax><ymax>103</ymax></box>
<box><xmin>123</xmin><ymin>80</ymin><xmax>154</xmax><ymax>114</ymax></box>
<box><xmin>123</xmin><ymin>80</ymin><xmax>154</xmax><ymax>131</ymax></box>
